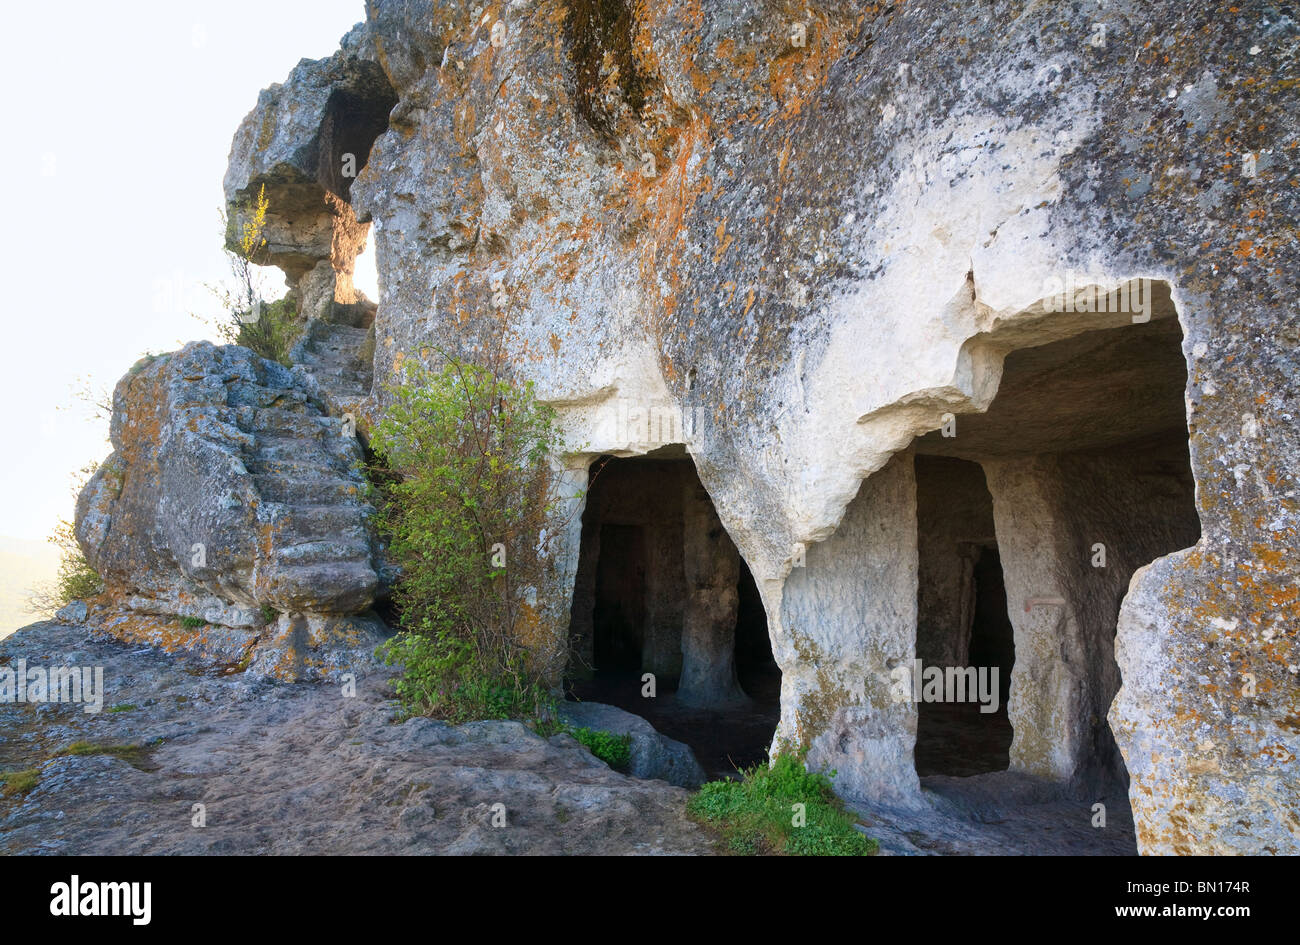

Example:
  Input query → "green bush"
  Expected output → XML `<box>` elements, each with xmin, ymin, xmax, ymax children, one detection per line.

<box><xmin>179</xmin><ymin>616</ymin><xmax>207</xmax><ymax>629</ymax></box>
<box><xmin>378</xmin><ymin>631</ymin><xmax>553</xmax><ymax>724</ymax></box>
<box><xmin>371</xmin><ymin>353</ymin><xmax>569</xmax><ymax>724</ymax></box>
<box><xmin>687</xmin><ymin>752</ymin><xmax>878</xmax><ymax>856</ymax></box>
<box><xmin>226</xmin><ymin>296</ymin><xmax>299</xmax><ymax>366</ymax></box>
<box><xmin>568</xmin><ymin>727</ymin><xmax>632</xmax><ymax>772</ymax></box>
<box><xmin>27</xmin><ymin>519</ymin><xmax>102</xmax><ymax>618</ymax></box>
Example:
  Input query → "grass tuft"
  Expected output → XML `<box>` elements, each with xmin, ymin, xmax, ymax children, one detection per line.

<box><xmin>687</xmin><ymin>752</ymin><xmax>878</xmax><ymax>856</ymax></box>
<box><xmin>0</xmin><ymin>769</ymin><xmax>40</xmax><ymax>798</ymax></box>
<box><xmin>54</xmin><ymin>741</ymin><xmax>156</xmax><ymax>771</ymax></box>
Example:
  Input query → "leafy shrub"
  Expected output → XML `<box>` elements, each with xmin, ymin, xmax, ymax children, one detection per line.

<box><xmin>378</xmin><ymin>632</ymin><xmax>553</xmax><ymax>724</ymax></box>
<box><xmin>687</xmin><ymin>752</ymin><xmax>878</xmax><ymax>856</ymax></box>
<box><xmin>27</xmin><ymin>519</ymin><xmax>102</xmax><ymax>618</ymax></box>
<box><xmin>568</xmin><ymin>727</ymin><xmax>632</xmax><ymax>772</ymax></box>
<box><xmin>371</xmin><ymin>353</ymin><xmax>569</xmax><ymax>724</ymax></box>
<box><xmin>226</xmin><ymin>296</ymin><xmax>299</xmax><ymax>366</ymax></box>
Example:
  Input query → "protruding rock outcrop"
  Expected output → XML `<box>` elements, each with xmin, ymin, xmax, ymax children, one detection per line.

<box><xmin>74</xmin><ymin>342</ymin><xmax>386</xmax><ymax>679</ymax></box>
<box><xmin>223</xmin><ymin>24</ymin><xmax>395</xmax><ymax>326</ymax></box>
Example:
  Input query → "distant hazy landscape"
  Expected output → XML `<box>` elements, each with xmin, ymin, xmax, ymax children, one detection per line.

<box><xmin>0</xmin><ymin>535</ymin><xmax>61</xmax><ymax>638</ymax></box>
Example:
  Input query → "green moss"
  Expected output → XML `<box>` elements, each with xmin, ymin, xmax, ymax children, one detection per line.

<box><xmin>0</xmin><ymin>769</ymin><xmax>40</xmax><ymax>798</ymax></box>
<box><xmin>687</xmin><ymin>752</ymin><xmax>877</xmax><ymax>856</ymax></box>
<box><xmin>107</xmin><ymin>703</ymin><xmax>138</xmax><ymax>713</ymax></box>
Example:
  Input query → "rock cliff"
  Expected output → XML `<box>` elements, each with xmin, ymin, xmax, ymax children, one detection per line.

<box><xmin>77</xmin><ymin>0</ymin><xmax>1298</xmax><ymax>854</ymax></box>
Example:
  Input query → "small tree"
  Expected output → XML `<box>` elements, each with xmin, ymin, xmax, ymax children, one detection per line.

<box><xmin>370</xmin><ymin>352</ymin><xmax>570</xmax><ymax>722</ymax></box>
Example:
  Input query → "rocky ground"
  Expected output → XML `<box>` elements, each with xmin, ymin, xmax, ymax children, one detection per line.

<box><xmin>1</xmin><ymin>621</ymin><xmax>1136</xmax><ymax>855</ymax></box>
<box><xmin>0</xmin><ymin>622</ymin><xmax>715</xmax><ymax>855</ymax></box>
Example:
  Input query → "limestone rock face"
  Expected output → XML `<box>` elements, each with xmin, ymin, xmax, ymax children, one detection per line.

<box><xmin>223</xmin><ymin>26</ymin><xmax>395</xmax><ymax>321</ymax></box>
<box><xmin>206</xmin><ymin>0</ymin><xmax>1294</xmax><ymax>851</ymax></box>
<box><xmin>73</xmin><ymin>342</ymin><xmax>384</xmax><ymax>678</ymax></box>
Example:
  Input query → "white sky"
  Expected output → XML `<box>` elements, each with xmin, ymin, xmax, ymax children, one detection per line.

<box><xmin>0</xmin><ymin>0</ymin><xmax>376</xmax><ymax>543</ymax></box>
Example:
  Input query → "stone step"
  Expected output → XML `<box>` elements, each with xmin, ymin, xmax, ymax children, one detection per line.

<box><xmin>252</xmin><ymin>474</ymin><xmax>365</xmax><ymax>504</ymax></box>
<box><xmin>262</xmin><ymin>502</ymin><xmax>374</xmax><ymax>534</ymax></box>
<box><xmin>273</xmin><ymin>536</ymin><xmax>373</xmax><ymax>565</ymax></box>
<box><xmin>268</xmin><ymin>560</ymin><xmax>379</xmax><ymax>611</ymax></box>
<box><xmin>249</xmin><ymin>408</ymin><xmax>334</xmax><ymax>439</ymax></box>
<box><xmin>247</xmin><ymin>455</ymin><xmax>345</xmax><ymax>479</ymax></box>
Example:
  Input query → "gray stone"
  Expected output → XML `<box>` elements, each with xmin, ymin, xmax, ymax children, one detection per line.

<box><xmin>560</xmin><ymin>701</ymin><xmax>707</xmax><ymax>789</ymax></box>
<box><xmin>0</xmin><ymin>622</ymin><xmax>715</xmax><ymax>855</ymax></box>
<box><xmin>72</xmin><ymin>342</ymin><xmax>384</xmax><ymax>679</ymax></box>
<box><xmin>53</xmin><ymin>601</ymin><xmax>87</xmax><ymax>625</ymax></box>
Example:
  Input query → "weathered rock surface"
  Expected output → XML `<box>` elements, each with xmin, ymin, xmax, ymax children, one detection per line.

<box><xmin>223</xmin><ymin>25</ymin><xmax>395</xmax><ymax>322</ymax></box>
<box><xmin>196</xmin><ymin>0</ymin><xmax>1297</xmax><ymax>855</ymax></box>
<box><xmin>0</xmin><ymin>623</ymin><xmax>715</xmax><ymax>855</ymax></box>
<box><xmin>73</xmin><ymin>342</ymin><xmax>385</xmax><ymax>679</ymax></box>
<box><xmin>560</xmin><ymin>700</ymin><xmax>708</xmax><ymax>788</ymax></box>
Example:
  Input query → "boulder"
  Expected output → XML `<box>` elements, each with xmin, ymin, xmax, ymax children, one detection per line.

<box><xmin>560</xmin><ymin>701</ymin><xmax>707</xmax><ymax>789</ymax></box>
<box><xmin>73</xmin><ymin>341</ymin><xmax>385</xmax><ymax>679</ymax></box>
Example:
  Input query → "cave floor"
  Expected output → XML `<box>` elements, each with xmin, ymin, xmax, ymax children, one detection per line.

<box><xmin>853</xmin><ymin>771</ymin><xmax>1138</xmax><ymax>856</ymax></box>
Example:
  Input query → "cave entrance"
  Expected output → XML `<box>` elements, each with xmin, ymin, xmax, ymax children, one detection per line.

<box><xmin>911</xmin><ymin>283</ymin><xmax>1201</xmax><ymax>802</ymax></box>
<box><xmin>913</xmin><ymin>457</ymin><xmax>1015</xmax><ymax>777</ymax></box>
<box><xmin>567</xmin><ymin>447</ymin><xmax>780</xmax><ymax>779</ymax></box>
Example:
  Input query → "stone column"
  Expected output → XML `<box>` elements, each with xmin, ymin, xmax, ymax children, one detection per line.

<box><xmin>982</xmin><ymin>457</ymin><xmax>1089</xmax><ymax>784</ymax></box>
<box><xmin>775</xmin><ymin>452</ymin><xmax>923</xmax><ymax>809</ymax></box>
<box><xmin>675</xmin><ymin>478</ymin><xmax>747</xmax><ymax>708</ymax></box>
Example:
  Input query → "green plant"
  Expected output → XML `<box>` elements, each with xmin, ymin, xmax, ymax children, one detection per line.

<box><xmin>179</xmin><ymin>616</ymin><xmax>207</xmax><ymax>629</ymax></box>
<box><xmin>687</xmin><ymin>751</ymin><xmax>878</xmax><ymax>856</ymax></box>
<box><xmin>230</xmin><ymin>296</ymin><xmax>299</xmax><ymax>366</ymax></box>
<box><xmin>371</xmin><ymin>351</ymin><xmax>570</xmax><ymax>724</ymax></box>
<box><xmin>568</xmin><ymin>726</ymin><xmax>632</xmax><ymax>772</ymax></box>
<box><xmin>260</xmin><ymin>604</ymin><xmax>279</xmax><ymax>625</ymax></box>
<box><xmin>27</xmin><ymin>518</ymin><xmax>102</xmax><ymax>618</ymax></box>
<box><xmin>0</xmin><ymin>769</ymin><xmax>39</xmax><ymax>798</ymax></box>
<box><xmin>206</xmin><ymin>185</ymin><xmax>302</xmax><ymax>365</ymax></box>
<box><xmin>53</xmin><ymin>741</ymin><xmax>156</xmax><ymax>771</ymax></box>
<box><xmin>378</xmin><ymin>629</ymin><xmax>555</xmax><ymax>724</ymax></box>
<box><xmin>107</xmin><ymin>703</ymin><xmax>138</xmax><ymax>713</ymax></box>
